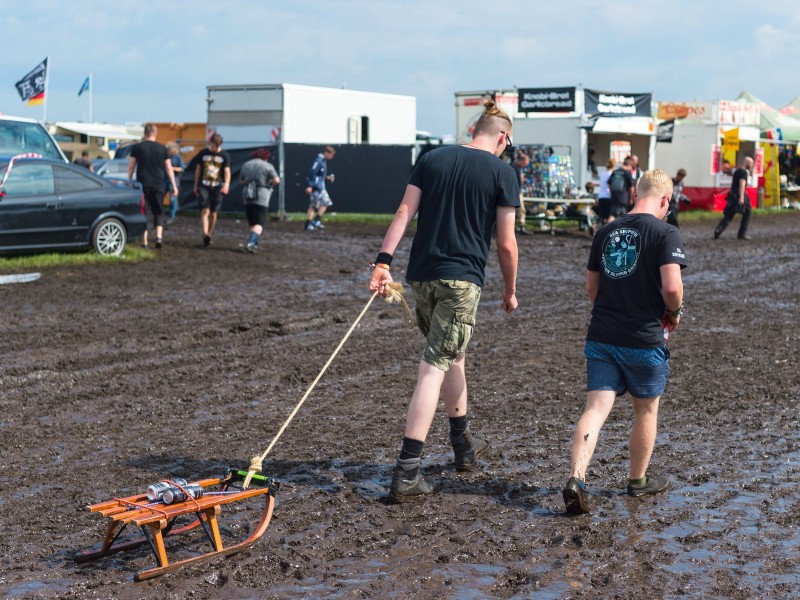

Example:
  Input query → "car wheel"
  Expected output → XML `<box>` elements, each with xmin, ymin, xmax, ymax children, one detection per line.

<box><xmin>93</xmin><ymin>218</ymin><xmax>127</xmax><ymax>256</ymax></box>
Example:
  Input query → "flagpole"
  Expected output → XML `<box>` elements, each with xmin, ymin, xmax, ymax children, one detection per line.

<box><xmin>89</xmin><ymin>72</ymin><xmax>93</xmax><ymax>122</ymax></box>
<box><xmin>43</xmin><ymin>56</ymin><xmax>49</xmax><ymax>123</ymax></box>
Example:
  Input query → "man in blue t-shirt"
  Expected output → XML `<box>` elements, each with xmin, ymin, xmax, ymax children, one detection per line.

<box><xmin>369</xmin><ymin>99</ymin><xmax>519</xmax><ymax>503</ymax></box>
<box><xmin>304</xmin><ymin>146</ymin><xmax>335</xmax><ymax>231</ymax></box>
<box><xmin>562</xmin><ymin>168</ymin><xmax>687</xmax><ymax>515</ymax></box>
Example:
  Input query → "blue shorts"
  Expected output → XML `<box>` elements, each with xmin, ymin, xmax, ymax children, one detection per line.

<box><xmin>585</xmin><ymin>341</ymin><xmax>670</xmax><ymax>398</ymax></box>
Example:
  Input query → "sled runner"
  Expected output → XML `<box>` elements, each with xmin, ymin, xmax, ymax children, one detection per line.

<box><xmin>75</xmin><ymin>469</ymin><xmax>278</xmax><ymax>581</ymax></box>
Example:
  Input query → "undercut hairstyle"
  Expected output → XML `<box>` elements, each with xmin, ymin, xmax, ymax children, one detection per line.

<box><xmin>324</xmin><ymin>145</ymin><xmax>336</xmax><ymax>155</ymax></box>
<box><xmin>637</xmin><ymin>168</ymin><xmax>673</xmax><ymax>200</ymax></box>
<box><xmin>472</xmin><ymin>98</ymin><xmax>512</xmax><ymax>138</ymax></box>
<box><xmin>144</xmin><ymin>123</ymin><xmax>157</xmax><ymax>137</ymax></box>
<box><xmin>622</xmin><ymin>157</ymin><xmax>633</xmax><ymax>168</ymax></box>
<box><xmin>209</xmin><ymin>133</ymin><xmax>223</xmax><ymax>146</ymax></box>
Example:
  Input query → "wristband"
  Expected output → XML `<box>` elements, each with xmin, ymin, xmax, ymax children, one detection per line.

<box><xmin>373</xmin><ymin>263</ymin><xmax>390</xmax><ymax>271</ymax></box>
<box><xmin>667</xmin><ymin>303</ymin><xmax>684</xmax><ymax>318</ymax></box>
<box><xmin>375</xmin><ymin>252</ymin><xmax>393</xmax><ymax>267</ymax></box>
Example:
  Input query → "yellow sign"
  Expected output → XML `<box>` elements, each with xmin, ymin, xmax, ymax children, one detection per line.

<box><xmin>722</xmin><ymin>127</ymin><xmax>740</xmax><ymax>151</ymax></box>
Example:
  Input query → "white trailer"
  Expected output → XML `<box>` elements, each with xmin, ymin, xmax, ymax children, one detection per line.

<box><xmin>206</xmin><ymin>83</ymin><xmax>416</xmax><ymax>213</ymax></box>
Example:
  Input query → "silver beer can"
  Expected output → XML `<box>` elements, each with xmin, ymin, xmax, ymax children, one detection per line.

<box><xmin>162</xmin><ymin>483</ymin><xmax>204</xmax><ymax>505</ymax></box>
<box><xmin>146</xmin><ymin>477</ymin><xmax>188</xmax><ymax>501</ymax></box>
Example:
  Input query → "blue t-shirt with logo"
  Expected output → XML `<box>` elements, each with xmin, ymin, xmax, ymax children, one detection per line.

<box><xmin>587</xmin><ymin>213</ymin><xmax>687</xmax><ymax>348</ymax></box>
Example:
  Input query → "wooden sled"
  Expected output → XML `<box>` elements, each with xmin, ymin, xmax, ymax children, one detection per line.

<box><xmin>75</xmin><ymin>469</ymin><xmax>278</xmax><ymax>581</ymax></box>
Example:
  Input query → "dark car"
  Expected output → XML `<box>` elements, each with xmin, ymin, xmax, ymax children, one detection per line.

<box><xmin>0</xmin><ymin>157</ymin><xmax>146</xmax><ymax>256</ymax></box>
<box><xmin>95</xmin><ymin>158</ymin><xmax>134</xmax><ymax>180</ymax></box>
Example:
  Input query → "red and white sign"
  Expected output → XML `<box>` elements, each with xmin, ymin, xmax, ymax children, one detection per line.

<box><xmin>270</xmin><ymin>127</ymin><xmax>281</xmax><ymax>142</ymax></box>
<box><xmin>717</xmin><ymin>100</ymin><xmax>760</xmax><ymax>126</ymax></box>
<box><xmin>710</xmin><ymin>145</ymin><xmax>721</xmax><ymax>175</ymax></box>
<box><xmin>754</xmin><ymin>146</ymin><xmax>764</xmax><ymax>177</ymax></box>
<box><xmin>610</xmin><ymin>140</ymin><xmax>631</xmax><ymax>165</ymax></box>
<box><xmin>463</xmin><ymin>97</ymin><xmax>482</xmax><ymax>107</ymax></box>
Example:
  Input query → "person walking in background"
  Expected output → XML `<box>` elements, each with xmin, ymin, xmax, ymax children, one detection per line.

<box><xmin>513</xmin><ymin>152</ymin><xmax>530</xmax><ymax>235</ymax></box>
<box><xmin>562</xmin><ymin>168</ymin><xmax>687</xmax><ymax>515</ymax></box>
<box><xmin>368</xmin><ymin>98</ymin><xmax>519</xmax><ymax>503</ymax></box>
<box><xmin>596</xmin><ymin>158</ymin><xmax>615</xmax><ymax>225</ymax></box>
<box><xmin>714</xmin><ymin>156</ymin><xmax>754</xmax><ymax>240</ymax></box>
<box><xmin>239</xmin><ymin>148</ymin><xmax>280</xmax><ymax>253</ymax></box>
<box><xmin>128</xmin><ymin>123</ymin><xmax>177</xmax><ymax>249</ymax></box>
<box><xmin>630</xmin><ymin>154</ymin><xmax>643</xmax><ymax>187</ymax></box>
<box><xmin>165</xmin><ymin>142</ymin><xmax>184</xmax><ymax>225</ymax></box>
<box><xmin>304</xmin><ymin>146</ymin><xmax>335</xmax><ymax>231</ymax></box>
<box><xmin>607</xmin><ymin>157</ymin><xmax>634</xmax><ymax>221</ymax></box>
<box><xmin>74</xmin><ymin>150</ymin><xmax>94</xmax><ymax>172</ymax></box>
<box><xmin>193</xmin><ymin>133</ymin><xmax>231</xmax><ymax>247</ymax></box>
<box><xmin>667</xmin><ymin>168</ymin><xmax>691</xmax><ymax>228</ymax></box>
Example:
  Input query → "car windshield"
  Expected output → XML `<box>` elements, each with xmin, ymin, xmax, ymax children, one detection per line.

<box><xmin>0</xmin><ymin>121</ymin><xmax>62</xmax><ymax>160</ymax></box>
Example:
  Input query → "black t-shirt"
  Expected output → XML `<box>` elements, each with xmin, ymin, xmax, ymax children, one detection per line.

<box><xmin>197</xmin><ymin>148</ymin><xmax>231</xmax><ymax>188</ymax></box>
<box><xmin>608</xmin><ymin>167</ymin><xmax>634</xmax><ymax>205</ymax></box>
<box><xmin>586</xmin><ymin>213</ymin><xmax>688</xmax><ymax>348</ymax></box>
<box><xmin>405</xmin><ymin>145</ymin><xmax>520</xmax><ymax>287</ymax></box>
<box><xmin>131</xmin><ymin>141</ymin><xmax>168</xmax><ymax>190</ymax></box>
<box><xmin>728</xmin><ymin>168</ymin><xmax>748</xmax><ymax>201</ymax></box>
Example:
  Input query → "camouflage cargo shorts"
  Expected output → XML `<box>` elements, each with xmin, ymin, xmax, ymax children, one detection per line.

<box><xmin>410</xmin><ymin>279</ymin><xmax>482</xmax><ymax>371</ymax></box>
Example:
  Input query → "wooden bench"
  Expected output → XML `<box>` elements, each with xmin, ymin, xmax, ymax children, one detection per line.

<box><xmin>75</xmin><ymin>469</ymin><xmax>278</xmax><ymax>581</ymax></box>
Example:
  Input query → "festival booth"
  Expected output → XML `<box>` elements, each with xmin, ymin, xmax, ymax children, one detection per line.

<box><xmin>455</xmin><ymin>87</ymin><xmax>656</xmax><ymax>191</ymax></box>
<box><xmin>653</xmin><ymin>99</ymin><xmax>762</xmax><ymax>211</ymax></box>
<box><xmin>737</xmin><ymin>92</ymin><xmax>800</xmax><ymax>208</ymax></box>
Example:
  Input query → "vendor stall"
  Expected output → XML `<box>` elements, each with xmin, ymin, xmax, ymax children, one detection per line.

<box><xmin>455</xmin><ymin>87</ymin><xmax>657</xmax><ymax>192</ymax></box>
<box><xmin>654</xmin><ymin>99</ymin><xmax>761</xmax><ymax>210</ymax></box>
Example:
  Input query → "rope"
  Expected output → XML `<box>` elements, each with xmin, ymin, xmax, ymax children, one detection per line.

<box><xmin>242</xmin><ymin>284</ymin><xmax>410</xmax><ymax>488</ymax></box>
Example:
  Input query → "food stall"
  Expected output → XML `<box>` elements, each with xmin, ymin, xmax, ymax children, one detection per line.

<box><xmin>654</xmin><ymin>99</ymin><xmax>761</xmax><ymax>210</ymax></box>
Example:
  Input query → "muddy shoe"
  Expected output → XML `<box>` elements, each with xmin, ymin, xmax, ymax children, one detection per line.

<box><xmin>450</xmin><ymin>430</ymin><xmax>489</xmax><ymax>472</ymax></box>
<box><xmin>388</xmin><ymin>467</ymin><xmax>439</xmax><ymax>504</ymax></box>
<box><xmin>562</xmin><ymin>477</ymin><xmax>591</xmax><ymax>515</ymax></box>
<box><xmin>627</xmin><ymin>474</ymin><xmax>669</xmax><ymax>497</ymax></box>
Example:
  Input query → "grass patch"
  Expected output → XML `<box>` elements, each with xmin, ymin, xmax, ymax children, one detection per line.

<box><xmin>0</xmin><ymin>247</ymin><xmax>156</xmax><ymax>273</ymax></box>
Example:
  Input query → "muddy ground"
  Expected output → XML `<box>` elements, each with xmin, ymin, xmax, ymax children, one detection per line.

<box><xmin>0</xmin><ymin>211</ymin><xmax>798</xmax><ymax>599</ymax></box>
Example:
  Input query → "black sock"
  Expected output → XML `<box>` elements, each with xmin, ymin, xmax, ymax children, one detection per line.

<box><xmin>449</xmin><ymin>415</ymin><xmax>468</xmax><ymax>437</ymax></box>
<box><xmin>398</xmin><ymin>437</ymin><xmax>424</xmax><ymax>461</ymax></box>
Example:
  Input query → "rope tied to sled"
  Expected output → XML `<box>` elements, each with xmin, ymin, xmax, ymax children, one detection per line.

<box><xmin>243</xmin><ymin>282</ymin><xmax>412</xmax><ymax>488</ymax></box>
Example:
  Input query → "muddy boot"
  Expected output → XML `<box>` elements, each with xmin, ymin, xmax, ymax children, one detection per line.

<box><xmin>388</xmin><ymin>458</ymin><xmax>439</xmax><ymax>504</ymax></box>
<box><xmin>450</xmin><ymin>429</ymin><xmax>489</xmax><ymax>472</ymax></box>
<box><xmin>714</xmin><ymin>218</ymin><xmax>729</xmax><ymax>239</ymax></box>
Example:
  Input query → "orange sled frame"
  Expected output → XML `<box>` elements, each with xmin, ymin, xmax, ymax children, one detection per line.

<box><xmin>75</xmin><ymin>470</ymin><xmax>278</xmax><ymax>581</ymax></box>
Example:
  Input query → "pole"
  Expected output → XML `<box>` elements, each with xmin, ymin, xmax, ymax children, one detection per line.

<box><xmin>89</xmin><ymin>72</ymin><xmax>93</xmax><ymax>122</ymax></box>
<box><xmin>278</xmin><ymin>85</ymin><xmax>286</xmax><ymax>219</ymax></box>
<box><xmin>43</xmin><ymin>56</ymin><xmax>50</xmax><ymax>123</ymax></box>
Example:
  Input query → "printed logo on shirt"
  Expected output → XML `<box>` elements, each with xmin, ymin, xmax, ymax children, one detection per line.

<box><xmin>601</xmin><ymin>227</ymin><xmax>640</xmax><ymax>278</ymax></box>
<box><xmin>672</xmin><ymin>247</ymin><xmax>685</xmax><ymax>259</ymax></box>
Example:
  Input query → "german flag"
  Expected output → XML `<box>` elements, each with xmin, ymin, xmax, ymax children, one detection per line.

<box><xmin>27</xmin><ymin>91</ymin><xmax>45</xmax><ymax>106</ymax></box>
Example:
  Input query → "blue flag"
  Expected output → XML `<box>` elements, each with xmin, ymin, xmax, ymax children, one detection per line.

<box><xmin>78</xmin><ymin>75</ymin><xmax>90</xmax><ymax>97</ymax></box>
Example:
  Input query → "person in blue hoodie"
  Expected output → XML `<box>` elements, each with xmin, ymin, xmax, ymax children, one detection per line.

<box><xmin>304</xmin><ymin>146</ymin><xmax>335</xmax><ymax>231</ymax></box>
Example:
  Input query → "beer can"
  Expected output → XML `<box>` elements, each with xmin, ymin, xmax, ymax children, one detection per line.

<box><xmin>147</xmin><ymin>477</ymin><xmax>188</xmax><ymax>501</ymax></box>
<box><xmin>162</xmin><ymin>483</ymin><xmax>204</xmax><ymax>505</ymax></box>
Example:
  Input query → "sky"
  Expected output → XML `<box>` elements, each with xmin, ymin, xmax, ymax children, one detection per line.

<box><xmin>1</xmin><ymin>1</ymin><xmax>799</xmax><ymax>137</ymax></box>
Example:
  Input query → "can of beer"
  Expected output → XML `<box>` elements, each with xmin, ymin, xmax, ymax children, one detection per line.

<box><xmin>147</xmin><ymin>477</ymin><xmax>188</xmax><ymax>501</ymax></box>
<box><xmin>162</xmin><ymin>483</ymin><xmax>204</xmax><ymax>504</ymax></box>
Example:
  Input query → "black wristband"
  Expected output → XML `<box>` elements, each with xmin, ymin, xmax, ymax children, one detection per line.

<box><xmin>376</xmin><ymin>252</ymin><xmax>393</xmax><ymax>266</ymax></box>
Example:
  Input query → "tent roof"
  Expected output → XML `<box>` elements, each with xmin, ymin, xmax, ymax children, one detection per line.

<box><xmin>738</xmin><ymin>91</ymin><xmax>800</xmax><ymax>141</ymax></box>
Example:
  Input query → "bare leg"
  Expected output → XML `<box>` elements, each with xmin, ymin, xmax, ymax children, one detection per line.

<box><xmin>442</xmin><ymin>353</ymin><xmax>467</xmax><ymax>418</ymax></box>
<box><xmin>317</xmin><ymin>205</ymin><xmax>328</xmax><ymax>219</ymax></box>
<box><xmin>569</xmin><ymin>390</ymin><xmax>616</xmax><ymax>481</ymax></box>
<box><xmin>403</xmin><ymin>360</ymin><xmax>446</xmax><ymax>442</ymax></box>
<box><xmin>155</xmin><ymin>225</ymin><xmax>163</xmax><ymax>240</ymax></box>
<box><xmin>629</xmin><ymin>396</ymin><xmax>660</xmax><ymax>480</ymax></box>
<box><xmin>200</xmin><ymin>208</ymin><xmax>211</xmax><ymax>237</ymax></box>
<box><xmin>208</xmin><ymin>212</ymin><xmax>218</xmax><ymax>237</ymax></box>
<box><xmin>250</xmin><ymin>224</ymin><xmax>263</xmax><ymax>236</ymax></box>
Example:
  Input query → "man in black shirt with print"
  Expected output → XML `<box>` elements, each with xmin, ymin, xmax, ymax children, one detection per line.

<box><xmin>563</xmin><ymin>168</ymin><xmax>687</xmax><ymax>515</ymax></box>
